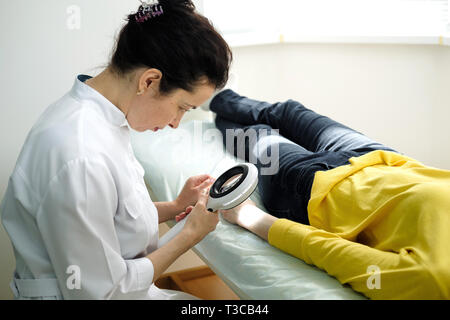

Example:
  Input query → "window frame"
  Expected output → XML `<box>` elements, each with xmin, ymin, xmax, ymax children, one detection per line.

<box><xmin>197</xmin><ymin>0</ymin><xmax>450</xmax><ymax>47</ymax></box>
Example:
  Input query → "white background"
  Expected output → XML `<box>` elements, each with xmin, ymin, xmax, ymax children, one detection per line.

<box><xmin>0</xmin><ymin>0</ymin><xmax>449</xmax><ymax>299</ymax></box>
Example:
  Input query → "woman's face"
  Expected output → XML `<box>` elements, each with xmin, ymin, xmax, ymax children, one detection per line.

<box><xmin>126</xmin><ymin>80</ymin><xmax>215</xmax><ymax>132</ymax></box>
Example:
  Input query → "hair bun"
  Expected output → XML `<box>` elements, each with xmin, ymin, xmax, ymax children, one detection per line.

<box><xmin>127</xmin><ymin>0</ymin><xmax>195</xmax><ymax>22</ymax></box>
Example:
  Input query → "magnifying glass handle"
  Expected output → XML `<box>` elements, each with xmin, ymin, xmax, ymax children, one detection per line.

<box><xmin>157</xmin><ymin>217</ymin><xmax>188</xmax><ymax>248</ymax></box>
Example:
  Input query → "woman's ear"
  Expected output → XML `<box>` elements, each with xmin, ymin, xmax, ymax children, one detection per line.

<box><xmin>138</xmin><ymin>68</ymin><xmax>163</xmax><ymax>94</ymax></box>
<box><xmin>146</xmin><ymin>70</ymin><xmax>161</xmax><ymax>87</ymax></box>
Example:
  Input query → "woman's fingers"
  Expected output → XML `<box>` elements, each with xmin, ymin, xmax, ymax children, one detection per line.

<box><xmin>197</xmin><ymin>187</ymin><xmax>211</xmax><ymax>207</ymax></box>
<box><xmin>175</xmin><ymin>212</ymin><xmax>186</xmax><ymax>222</ymax></box>
<box><xmin>190</xmin><ymin>174</ymin><xmax>213</xmax><ymax>187</ymax></box>
<box><xmin>175</xmin><ymin>205</ymin><xmax>194</xmax><ymax>222</ymax></box>
<box><xmin>197</xmin><ymin>176</ymin><xmax>215</xmax><ymax>191</ymax></box>
<box><xmin>182</xmin><ymin>192</ymin><xmax>219</xmax><ymax>245</ymax></box>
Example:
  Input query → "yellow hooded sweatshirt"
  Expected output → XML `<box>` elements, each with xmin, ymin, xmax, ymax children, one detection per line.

<box><xmin>268</xmin><ymin>150</ymin><xmax>450</xmax><ymax>299</ymax></box>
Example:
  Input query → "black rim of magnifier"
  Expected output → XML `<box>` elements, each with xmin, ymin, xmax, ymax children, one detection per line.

<box><xmin>209</xmin><ymin>164</ymin><xmax>249</xmax><ymax>199</ymax></box>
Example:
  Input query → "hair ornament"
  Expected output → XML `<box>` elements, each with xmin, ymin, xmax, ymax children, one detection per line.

<box><xmin>135</xmin><ymin>0</ymin><xmax>164</xmax><ymax>23</ymax></box>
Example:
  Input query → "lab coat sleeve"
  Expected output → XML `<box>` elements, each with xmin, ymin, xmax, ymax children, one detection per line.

<box><xmin>268</xmin><ymin>219</ymin><xmax>442</xmax><ymax>299</ymax></box>
<box><xmin>36</xmin><ymin>158</ymin><xmax>154</xmax><ymax>299</ymax></box>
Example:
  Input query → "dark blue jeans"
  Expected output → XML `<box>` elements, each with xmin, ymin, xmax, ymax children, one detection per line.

<box><xmin>211</xmin><ymin>90</ymin><xmax>397</xmax><ymax>225</ymax></box>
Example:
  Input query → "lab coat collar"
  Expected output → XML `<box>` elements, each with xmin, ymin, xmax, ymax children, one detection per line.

<box><xmin>70</xmin><ymin>74</ymin><xmax>129</xmax><ymax>128</ymax></box>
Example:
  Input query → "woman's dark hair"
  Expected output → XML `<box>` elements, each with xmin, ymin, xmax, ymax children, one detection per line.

<box><xmin>109</xmin><ymin>0</ymin><xmax>232</xmax><ymax>95</ymax></box>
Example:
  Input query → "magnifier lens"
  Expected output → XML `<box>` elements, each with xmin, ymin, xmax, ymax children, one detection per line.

<box><xmin>219</xmin><ymin>174</ymin><xmax>242</xmax><ymax>193</ymax></box>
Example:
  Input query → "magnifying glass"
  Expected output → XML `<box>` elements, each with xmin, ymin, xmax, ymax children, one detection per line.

<box><xmin>158</xmin><ymin>163</ymin><xmax>258</xmax><ymax>248</ymax></box>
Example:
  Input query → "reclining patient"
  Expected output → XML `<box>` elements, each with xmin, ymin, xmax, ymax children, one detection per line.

<box><xmin>207</xmin><ymin>89</ymin><xmax>450</xmax><ymax>300</ymax></box>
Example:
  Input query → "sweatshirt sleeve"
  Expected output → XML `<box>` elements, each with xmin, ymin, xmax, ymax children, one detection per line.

<box><xmin>268</xmin><ymin>219</ymin><xmax>441</xmax><ymax>299</ymax></box>
<box><xmin>36</xmin><ymin>158</ymin><xmax>154</xmax><ymax>299</ymax></box>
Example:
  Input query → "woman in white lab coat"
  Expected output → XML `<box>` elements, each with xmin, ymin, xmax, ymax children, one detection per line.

<box><xmin>0</xmin><ymin>0</ymin><xmax>232</xmax><ymax>299</ymax></box>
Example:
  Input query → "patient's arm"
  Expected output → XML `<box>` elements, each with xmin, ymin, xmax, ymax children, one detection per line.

<box><xmin>221</xmin><ymin>200</ymin><xmax>442</xmax><ymax>299</ymax></box>
<box><xmin>268</xmin><ymin>219</ymin><xmax>443</xmax><ymax>299</ymax></box>
<box><xmin>220</xmin><ymin>199</ymin><xmax>277</xmax><ymax>241</ymax></box>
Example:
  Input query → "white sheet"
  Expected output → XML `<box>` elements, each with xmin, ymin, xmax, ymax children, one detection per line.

<box><xmin>130</xmin><ymin>120</ymin><xmax>366</xmax><ymax>300</ymax></box>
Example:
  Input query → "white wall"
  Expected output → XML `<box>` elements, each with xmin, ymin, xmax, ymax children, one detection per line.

<box><xmin>228</xmin><ymin>43</ymin><xmax>450</xmax><ymax>170</ymax></box>
<box><xmin>1</xmin><ymin>0</ymin><xmax>449</xmax><ymax>299</ymax></box>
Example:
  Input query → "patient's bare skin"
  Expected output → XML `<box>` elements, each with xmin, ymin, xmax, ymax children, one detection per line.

<box><xmin>220</xmin><ymin>199</ymin><xmax>277</xmax><ymax>241</ymax></box>
<box><xmin>219</xmin><ymin>199</ymin><xmax>255</xmax><ymax>224</ymax></box>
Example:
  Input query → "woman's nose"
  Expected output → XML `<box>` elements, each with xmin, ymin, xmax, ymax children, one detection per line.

<box><xmin>169</xmin><ymin>116</ymin><xmax>181</xmax><ymax>129</ymax></box>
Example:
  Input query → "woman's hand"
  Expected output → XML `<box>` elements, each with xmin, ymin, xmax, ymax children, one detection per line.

<box><xmin>175</xmin><ymin>205</ymin><xmax>194</xmax><ymax>222</ymax></box>
<box><xmin>181</xmin><ymin>189</ymin><xmax>219</xmax><ymax>245</ymax></box>
<box><xmin>175</xmin><ymin>174</ymin><xmax>215</xmax><ymax>212</ymax></box>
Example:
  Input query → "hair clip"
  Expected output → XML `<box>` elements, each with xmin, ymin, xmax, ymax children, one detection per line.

<box><xmin>135</xmin><ymin>0</ymin><xmax>164</xmax><ymax>23</ymax></box>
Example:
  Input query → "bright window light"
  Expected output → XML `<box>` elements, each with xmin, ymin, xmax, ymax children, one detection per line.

<box><xmin>202</xmin><ymin>0</ymin><xmax>450</xmax><ymax>45</ymax></box>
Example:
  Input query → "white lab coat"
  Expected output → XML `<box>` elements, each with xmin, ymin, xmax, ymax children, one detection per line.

<box><xmin>0</xmin><ymin>75</ymin><xmax>196</xmax><ymax>300</ymax></box>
